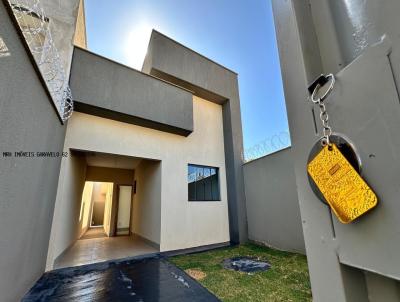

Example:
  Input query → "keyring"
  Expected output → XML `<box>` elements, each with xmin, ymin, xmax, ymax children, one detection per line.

<box><xmin>311</xmin><ymin>74</ymin><xmax>335</xmax><ymax>103</ymax></box>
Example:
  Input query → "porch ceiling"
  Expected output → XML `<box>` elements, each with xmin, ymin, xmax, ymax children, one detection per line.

<box><xmin>84</xmin><ymin>151</ymin><xmax>142</xmax><ymax>170</ymax></box>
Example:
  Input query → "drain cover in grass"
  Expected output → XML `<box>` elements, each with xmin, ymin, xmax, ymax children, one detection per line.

<box><xmin>222</xmin><ymin>257</ymin><xmax>270</xmax><ymax>273</ymax></box>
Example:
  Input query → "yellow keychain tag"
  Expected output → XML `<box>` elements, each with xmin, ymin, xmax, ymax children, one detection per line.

<box><xmin>307</xmin><ymin>144</ymin><xmax>378</xmax><ymax>223</ymax></box>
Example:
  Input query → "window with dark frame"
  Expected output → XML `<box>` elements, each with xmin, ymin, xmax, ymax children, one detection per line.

<box><xmin>188</xmin><ymin>164</ymin><xmax>220</xmax><ymax>201</ymax></box>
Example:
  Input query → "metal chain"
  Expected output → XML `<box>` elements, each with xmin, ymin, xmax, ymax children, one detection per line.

<box><xmin>310</xmin><ymin>74</ymin><xmax>335</xmax><ymax>146</ymax></box>
<box><xmin>316</xmin><ymin>96</ymin><xmax>332</xmax><ymax>146</ymax></box>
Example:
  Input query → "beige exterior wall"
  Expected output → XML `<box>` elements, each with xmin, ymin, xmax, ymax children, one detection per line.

<box><xmin>86</xmin><ymin>167</ymin><xmax>135</xmax><ymax>184</ymax></box>
<box><xmin>46</xmin><ymin>152</ymin><xmax>87</xmax><ymax>271</ymax></box>
<box><xmin>80</xmin><ymin>181</ymin><xmax>94</xmax><ymax>236</ymax></box>
<box><xmin>73</xmin><ymin>0</ymin><xmax>87</xmax><ymax>49</ymax></box>
<box><xmin>132</xmin><ymin>160</ymin><xmax>162</xmax><ymax>245</ymax></box>
<box><xmin>55</xmin><ymin>96</ymin><xmax>230</xmax><ymax>253</ymax></box>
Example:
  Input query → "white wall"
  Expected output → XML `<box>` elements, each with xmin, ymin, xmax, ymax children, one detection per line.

<box><xmin>132</xmin><ymin>160</ymin><xmax>161</xmax><ymax>245</ymax></box>
<box><xmin>59</xmin><ymin>96</ymin><xmax>230</xmax><ymax>251</ymax></box>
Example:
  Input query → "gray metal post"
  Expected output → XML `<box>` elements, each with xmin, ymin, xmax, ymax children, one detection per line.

<box><xmin>272</xmin><ymin>0</ymin><xmax>400</xmax><ymax>301</ymax></box>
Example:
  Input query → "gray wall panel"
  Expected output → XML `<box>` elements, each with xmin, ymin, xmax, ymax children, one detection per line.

<box><xmin>70</xmin><ymin>48</ymin><xmax>194</xmax><ymax>136</ymax></box>
<box><xmin>243</xmin><ymin>148</ymin><xmax>305</xmax><ymax>253</ymax></box>
<box><xmin>142</xmin><ymin>30</ymin><xmax>247</xmax><ymax>243</ymax></box>
<box><xmin>0</xmin><ymin>2</ymin><xmax>66</xmax><ymax>300</ymax></box>
<box><xmin>271</xmin><ymin>1</ymin><xmax>351</xmax><ymax>300</ymax></box>
<box><xmin>273</xmin><ymin>0</ymin><xmax>400</xmax><ymax>300</ymax></box>
<box><xmin>329</xmin><ymin>39</ymin><xmax>400</xmax><ymax>280</ymax></box>
<box><xmin>142</xmin><ymin>30</ymin><xmax>238</xmax><ymax>100</ymax></box>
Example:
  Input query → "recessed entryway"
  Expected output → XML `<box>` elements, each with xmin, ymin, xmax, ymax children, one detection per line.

<box><xmin>46</xmin><ymin>151</ymin><xmax>162</xmax><ymax>271</ymax></box>
<box><xmin>54</xmin><ymin>233</ymin><xmax>158</xmax><ymax>269</ymax></box>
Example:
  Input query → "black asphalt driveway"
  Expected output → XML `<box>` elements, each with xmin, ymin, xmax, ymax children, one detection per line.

<box><xmin>22</xmin><ymin>255</ymin><xmax>220</xmax><ymax>302</ymax></box>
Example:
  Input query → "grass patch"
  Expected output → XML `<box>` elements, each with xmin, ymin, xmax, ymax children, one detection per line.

<box><xmin>169</xmin><ymin>243</ymin><xmax>311</xmax><ymax>302</ymax></box>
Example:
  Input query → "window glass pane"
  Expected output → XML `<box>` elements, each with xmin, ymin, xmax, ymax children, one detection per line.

<box><xmin>188</xmin><ymin>165</ymin><xmax>196</xmax><ymax>201</ymax></box>
<box><xmin>204</xmin><ymin>168</ymin><xmax>212</xmax><ymax>200</ymax></box>
<box><xmin>211</xmin><ymin>169</ymin><xmax>220</xmax><ymax>200</ymax></box>
<box><xmin>196</xmin><ymin>167</ymin><xmax>203</xmax><ymax>181</ymax></box>
<box><xmin>188</xmin><ymin>165</ymin><xmax>196</xmax><ymax>183</ymax></box>
<box><xmin>188</xmin><ymin>165</ymin><xmax>219</xmax><ymax>201</ymax></box>
<box><xmin>196</xmin><ymin>167</ymin><xmax>205</xmax><ymax>200</ymax></box>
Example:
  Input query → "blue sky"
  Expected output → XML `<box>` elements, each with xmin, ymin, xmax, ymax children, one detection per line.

<box><xmin>84</xmin><ymin>0</ymin><xmax>289</xmax><ymax>158</ymax></box>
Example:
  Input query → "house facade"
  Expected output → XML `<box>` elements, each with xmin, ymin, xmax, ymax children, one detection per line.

<box><xmin>0</xmin><ymin>0</ymin><xmax>303</xmax><ymax>299</ymax></box>
<box><xmin>46</xmin><ymin>56</ymin><xmax>234</xmax><ymax>267</ymax></box>
<box><xmin>44</xmin><ymin>24</ymin><xmax>248</xmax><ymax>270</ymax></box>
<box><xmin>0</xmin><ymin>0</ymin><xmax>248</xmax><ymax>298</ymax></box>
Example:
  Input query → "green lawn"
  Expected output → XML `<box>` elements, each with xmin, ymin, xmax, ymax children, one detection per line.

<box><xmin>169</xmin><ymin>243</ymin><xmax>312</xmax><ymax>302</ymax></box>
